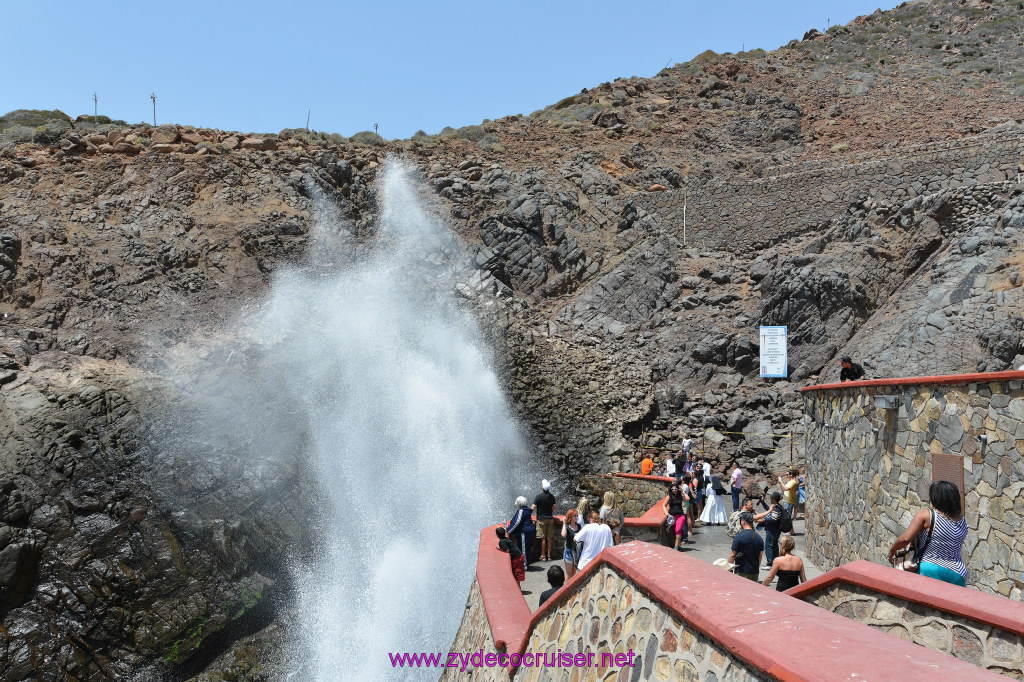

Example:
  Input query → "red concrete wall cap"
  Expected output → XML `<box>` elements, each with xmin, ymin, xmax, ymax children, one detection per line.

<box><xmin>612</xmin><ymin>472</ymin><xmax>675</xmax><ymax>482</ymax></box>
<box><xmin>475</xmin><ymin>525</ymin><xmax>534</xmax><ymax>654</ymax></box>
<box><xmin>786</xmin><ymin>560</ymin><xmax>1024</xmax><ymax>635</ymax></box>
<box><xmin>802</xmin><ymin>370</ymin><xmax>1024</xmax><ymax>393</ymax></box>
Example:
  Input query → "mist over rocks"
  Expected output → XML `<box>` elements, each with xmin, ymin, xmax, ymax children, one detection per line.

<box><xmin>2</xmin><ymin>0</ymin><xmax>1024</xmax><ymax>677</ymax></box>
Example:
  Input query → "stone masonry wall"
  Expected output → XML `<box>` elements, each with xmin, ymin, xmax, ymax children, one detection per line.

<box><xmin>518</xmin><ymin>565</ymin><xmax>762</xmax><ymax>682</ymax></box>
<box><xmin>440</xmin><ymin>579</ymin><xmax>499</xmax><ymax>682</ymax></box>
<box><xmin>803</xmin><ymin>376</ymin><xmax>1024</xmax><ymax>599</ymax></box>
<box><xmin>639</xmin><ymin>132</ymin><xmax>1024</xmax><ymax>249</ymax></box>
<box><xmin>803</xmin><ymin>583</ymin><xmax>1023</xmax><ymax>679</ymax></box>
<box><xmin>578</xmin><ymin>474</ymin><xmax>669</xmax><ymax>519</ymax></box>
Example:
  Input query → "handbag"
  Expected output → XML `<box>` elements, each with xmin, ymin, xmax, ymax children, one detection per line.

<box><xmin>893</xmin><ymin>511</ymin><xmax>934</xmax><ymax>573</ymax></box>
<box><xmin>664</xmin><ymin>514</ymin><xmax>675</xmax><ymax>529</ymax></box>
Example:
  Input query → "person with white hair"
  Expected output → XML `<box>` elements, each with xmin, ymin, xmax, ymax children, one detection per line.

<box><xmin>532</xmin><ymin>479</ymin><xmax>557</xmax><ymax>562</ymax></box>
<box><xmin>506</xmin><ymin>496</ymin><xmax>536</xmax><ymax>569</ymax></box>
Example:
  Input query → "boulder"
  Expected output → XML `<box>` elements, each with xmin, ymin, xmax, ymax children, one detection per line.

<box><xmin>180</xmin><ymin>131</ymin><xmax>203</xmax><ymax>145</ymax></box>
<box><xmin>743</xmin><ymin>420</ymin><xmax>775</xmax><ymax>450</ymax></box>
<box><xmin>151</xmin><ymin>125</ymin><xmax>180</xmax><ymax>144</ymax></box>
<box><xmin>241</xmin><ymin>137</ymin><xmax>278</xmax><ymax>151</ymax></box>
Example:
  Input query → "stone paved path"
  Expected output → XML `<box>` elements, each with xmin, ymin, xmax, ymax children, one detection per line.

<box><xmin>521</xmin><ymin>516</ymin><xmax>824</xmax><ymax>611</ymax></box>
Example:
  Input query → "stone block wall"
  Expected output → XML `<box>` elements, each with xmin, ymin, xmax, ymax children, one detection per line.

<box><xmin>638</xmin><ymin>132</ymin><xmax>1024</xmax><ymax>249</ymax></box>
<box><xmin>517</xmin><ymin>565</ymin><xmax>761</xmax><ymax>682</ymax></box>
<box><xmin>440</xmin><ymin>578</ymin><xmax>500</xmax><ymax>682</ymax></box>
<box><xmin>803</xmin><ymin>583</ymin><xmax>1022</xmax><ymax>679</ymax></box>
<box><xmin>577</xmin><ymin>473</ymin><xmax>670</xmax><ymax>519</ymax></box>
<box><xmin>802</xmin><ymin>373</ymin><xmax>1024</xmax><ymax>599</ymax></box>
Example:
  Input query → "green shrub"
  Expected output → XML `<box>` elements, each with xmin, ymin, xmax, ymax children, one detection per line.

<box><xmin>0</xmin><ymin>108</ymin><xmax>72</xmax><ymax>128</ymax></box>
<box><xmin>350</xmin><ymin>130</ymin><xmax>384</xmax><ymax>145</ymax></box>
<box><xmin>476</xmin><ymin>133</ymin><xmax>501</xmax><ymax>150</ymax></box>
<box><xmin>455</xmin><ymin>124</ymin><xmax>487</xmax><ymax>142</ymax></box>
<box><xmin>553</xmin><ymin>95</ymin><xmax>578</xmax><ymax>110</ymax></box>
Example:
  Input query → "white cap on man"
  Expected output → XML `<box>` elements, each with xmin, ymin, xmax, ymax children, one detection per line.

<box><xmin>541</xmin><ymin>479</ymin><xmax>551</xmax><ymax>491</ymax></box>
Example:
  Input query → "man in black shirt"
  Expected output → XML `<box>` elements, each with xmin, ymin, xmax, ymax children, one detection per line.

<box><xmin>538</xmin><ymin>565</ymin><xmax>565</xmax><ymax>607</ymax></box>
<box><xmin>672</xmin><ymin>452</ymin><xmax>687</xmax><ymax>483</ymax></box>
<box><xmin>729</xmin><ymin>512</ymin><xmax>764</xmax><ymax>581</ymax></box>
<box><xmin>839</xmin><ymin>356</ymin><xmax>866</xmax><ymax>381</ymax></box>
<box><xmin>532</xmin><ymin>479</ymin><xmax>557</xmax><ymax>562</ymax></box>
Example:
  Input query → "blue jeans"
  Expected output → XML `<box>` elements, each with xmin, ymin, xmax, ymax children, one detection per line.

<box><xmin>764</xmin><ymin>530</ymin><xmax>779</xmax><ymax>567</ymax></box>
<box><xmin>522</xmin><ymin>530</ymin><xmax>536</xmax><ymax>567</ymax></box>
<box><xmin>731</xmin><ymin>487</ymin><xmax>741</xmax><ymax>511</ymax></box>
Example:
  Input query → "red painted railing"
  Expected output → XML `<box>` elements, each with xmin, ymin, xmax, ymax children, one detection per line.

<box><xmin>802</xmin><ymin>369</ymin><xmax>1024</xmax><ymax>393</ymax></box>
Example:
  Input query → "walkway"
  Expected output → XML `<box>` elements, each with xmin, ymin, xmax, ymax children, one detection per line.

<box><xmin>520</xmin><ymin>516</ymin><xmax>823</xmax><ymax>611</ymax></box>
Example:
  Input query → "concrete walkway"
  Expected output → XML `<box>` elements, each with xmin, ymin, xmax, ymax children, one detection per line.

<box><xmin>521</xmin><ymin>516</ymin><xmax>824</xmax><ymax>611</ymax></box>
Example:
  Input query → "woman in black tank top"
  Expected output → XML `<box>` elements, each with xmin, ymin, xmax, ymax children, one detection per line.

<box><xmin>762</xmin><ymin>534</ymin><xmax>806</xmax><ymax>591</ymax></box>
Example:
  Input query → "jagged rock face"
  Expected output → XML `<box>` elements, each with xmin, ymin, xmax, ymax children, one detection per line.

<box><xmin>0</xmin><ymin>354</ymin><xmax>315</xmax><ymax>679</ymax></box>
<box><xmin>1</xmin><ymin>0</ymin><xmax>1023</xmax><ymax>676</ymax></box>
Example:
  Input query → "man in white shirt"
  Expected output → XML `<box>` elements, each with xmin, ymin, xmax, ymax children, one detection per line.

<box><xmin>729</xmin><ymin>463</ymin><xmax>743</xmax><ymax>512</ymax></box>
<box><xmin>573</xmin><ymin>511</ymin><xmax>615</xmax><ymax>570</ymax></box>
<box><xmin>665</xmin><ymin>455</ymin><xmax>676</xmax><ymax>479</ymax></box>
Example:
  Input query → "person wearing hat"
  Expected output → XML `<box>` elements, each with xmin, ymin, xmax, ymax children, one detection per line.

<box><xmin>533</xmin><ymin>480</ymin><xmax>557</xmax><ymax>562</ymax></box>
<box><xmin>839</xmin><ymin>356</ymin><xmax>865</xmax><ymax>381</ymax></box>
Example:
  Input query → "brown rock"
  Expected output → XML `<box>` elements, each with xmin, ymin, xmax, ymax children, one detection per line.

<box><xmin>86</xmin><ymin>134</ymin><xmax>108</xmax><ymax>146</ymax></box>
<box><xmin>151</xmin><ymin>143</ymin><xmax>175</xmax><ymax>154</ymax></box>
<box><xmin>648</xmin><ymin>184</ymin><xmax>668</xmax><ymax>192</ymax></box>
<box><xmin>151</xmin><ymin>125</ymin><xmax>180</xmax><ymax>144</ymax></box>
<box><xmin>114</xmin><ymin>142</ymin><xmax>139</xmax><ymax>155</ymax></box>
<box><xmin>106</xmin><ymin>131</ymin><xmax>123</xmax><ymax>144</ymax></box>
<box><xmin>221</xmin><ymin>136</ymin><xmax>240</xmax><ymax>150</ymax></box>
<box><xmin>241</xmin><ymin>137</ymin><xmax>278</xmax><ymax>151</ymax></box>
<box><xmin>98</xmin><ymin>144</ymin><xmax>115</xmax><ymax>154</ymax></box>
<box><xmin>180</xmin><ymin>132</ymin><xmax>203</xmax><ymax>145</ymax></box>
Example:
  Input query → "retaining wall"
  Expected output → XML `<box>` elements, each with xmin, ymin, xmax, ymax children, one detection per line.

<box><xmin>801</xmin><ymin>370</ymin><xmax>1024</xmax><ymax>600</ymax></box>
<box><xmin>578</xmin><ymin>472</ymin><xmax>672</xmax><ymax>519</ymax></box>
<box><xmin>638</xmin><ymin>131</ymin><xmax>1024</xmax><ymax>249</ymax></box>
<box><xmin>788</xmin><ymin>560</ymin><xmax>1024</xmax><ymax>679</ymax></box>
<box><xmin>445</xmin><ymin>542</ymin><xmax>1006</xmax><ymax>681</ymax></box>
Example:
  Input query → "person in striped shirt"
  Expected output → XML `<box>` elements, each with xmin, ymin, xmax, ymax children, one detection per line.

<box><xmin>887</xmin><ymin>481</ymin><xmax>968</xmax><ymax>587</ymax></box>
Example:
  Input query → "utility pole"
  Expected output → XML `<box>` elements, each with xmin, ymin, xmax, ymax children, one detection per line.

<box><xmin>150</xmin><ymin>92</ymin><xmax>157</xmax><ymax>126</ymax></box>
<box><xmin>93</xmin><ymin>92</ymin><xmax>98</xmax><ymax>120</ymax></box>
<box><xmin>306</xmin><ymin>110</ymin><xmax>311</xmax><ymax>131</ymax></box>
<box><xmin>374</xmin><ymin>122</ymin><xmax>379</xmax><ymax>137</ymax></box>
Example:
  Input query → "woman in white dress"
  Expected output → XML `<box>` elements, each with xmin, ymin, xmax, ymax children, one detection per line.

<box><xmin>700</xmin><ymin>480</ymin><xmax>728</xmax><ymax>525</ymax></box>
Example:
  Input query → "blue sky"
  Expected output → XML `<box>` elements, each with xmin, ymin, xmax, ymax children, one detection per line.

<box><xmin>2</xmin><ymin>1</ymin><xmax>899</xmax><ymax>139</ymax></box>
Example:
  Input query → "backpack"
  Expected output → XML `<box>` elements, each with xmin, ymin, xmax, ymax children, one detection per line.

<box><xmin>777</xmin><ymin>505</ymin><xmax>793</xmax><ymax>533</ymax></box>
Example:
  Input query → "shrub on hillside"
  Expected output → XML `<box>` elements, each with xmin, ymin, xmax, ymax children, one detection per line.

<box><xmin>350</xmin><ymin>131</ymin><xmax>384</xmax><ymax>146</ymax></box>
<box><xmin>0</xmin><ymin>109</ymin><xmax>72</xmax><ymax>128</ymax></box>
<box><xmin>455</xmin><ymin>125</ymin><xmax>487</xmax><ymax>142</ymax></box>
<box><xmin>476</xmin><ymin>133</ymin><xmax>502</xmax><ymax>151</ymax></box>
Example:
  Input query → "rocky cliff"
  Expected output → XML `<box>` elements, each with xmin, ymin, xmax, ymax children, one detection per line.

<box><xmin>1</xmin><ymin>0</ymin><xmax>1023</xmax><ymax>677</ymax></box>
